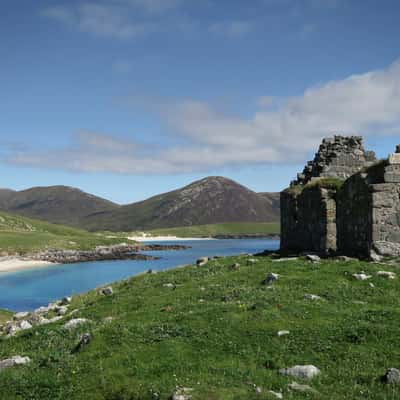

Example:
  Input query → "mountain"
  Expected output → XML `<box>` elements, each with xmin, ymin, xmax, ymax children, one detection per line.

<box><xmin>82</xmin><ymin>176</ymin><xmax>280</xmax><ymax>231</ymax></box>
<box><xmin>0</xmin><ymin>177</ymin><xmax>280</xmax><ymax>231</ymax></box>
<box><xmin>0</xmin><ymin>186</ymin><xmax>119</xmax><ymax>227</ymax></box>
<box><xmin>258</xmin><ymin>192</ymin><xmax>280</xmax><ymax>215</ymax></box>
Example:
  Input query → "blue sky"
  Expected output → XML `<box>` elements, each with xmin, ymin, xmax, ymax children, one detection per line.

<box><xmin>1</xmin><ymin>0</ymin><xmax>400</xmax><ymax>204</ymax></box>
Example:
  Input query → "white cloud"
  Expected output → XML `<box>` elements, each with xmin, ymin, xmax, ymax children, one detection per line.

<box><xmin>7</xmin><ymin>60</ymin><xmax>400</xmax><ymax>174</ymax></box>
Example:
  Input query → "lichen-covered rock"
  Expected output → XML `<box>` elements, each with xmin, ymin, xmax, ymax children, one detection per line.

<box><xmin>100</xmin><ymin>286</ymin><xmax>113</xmax><ymax>296</ymax></box>
<box><xmin>377</xmin><ymin>271</ymin><xmax>396</xmax><ymax>279</ymax></box>
<box><xmin>262</xmin><ymin>273</ymin><xmax>280</xmax><ymax>285</ymax></box>
<box><xmin>196</xmin><ymin>257</ymin><xmax>209</xmax><ymax>267</ymax></box>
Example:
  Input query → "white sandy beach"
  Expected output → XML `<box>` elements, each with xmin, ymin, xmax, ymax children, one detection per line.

<box><xmin>0</xmin><ymin>258</ymin><xmax>56</xmax><ymax>273</ymax></box>
<box><xmin>127</xmin><ymin>235</ymin><xmax>214</xmax><ymax>242</ymax></box>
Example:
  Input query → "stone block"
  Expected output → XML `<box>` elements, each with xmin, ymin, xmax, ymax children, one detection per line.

<box><xmin>389</xmin><ymin>153</ymin><xmax>400</xmax><ymax>164</ymax></box>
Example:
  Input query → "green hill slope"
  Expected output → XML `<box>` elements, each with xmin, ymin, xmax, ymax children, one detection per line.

<box><xmin>149</xmin><ymin>222</ymin><xmax>280</xmax><ymax>237</ymax></box>
<box><xmin>0</xmin><ymin>255</ymin><xmax>399</xmax><ymax>399</ymax></box>
<box><xmin>0</xmin><ymin>211</ymin><xmax>124</xmax><ymax>254</ymax></box>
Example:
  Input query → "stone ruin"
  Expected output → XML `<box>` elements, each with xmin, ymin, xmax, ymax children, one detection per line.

<box><xmin>281</xmin><ymin>135</ymin><xmax>400</xmax><ymax>259</ymax></box>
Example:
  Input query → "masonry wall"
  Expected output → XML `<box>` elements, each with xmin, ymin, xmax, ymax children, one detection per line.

<box><xmin>337</xmin><ymin>174</ymin><xmax>372</xmax><ymax>257</ymax></box>
<box><xmin>280</xmin><ymin>186</ymin><xmax>337</xmax><ymax>254</ymax></box>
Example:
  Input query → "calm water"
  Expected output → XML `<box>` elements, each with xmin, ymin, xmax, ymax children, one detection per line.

<box><xmin>0</xmin><ymin>239</ymin><xmax>279</xmax><ymax>312</ymax></box>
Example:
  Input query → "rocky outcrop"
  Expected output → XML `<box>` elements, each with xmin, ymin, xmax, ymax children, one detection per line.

<box><xmin>28</xmin><ymin>243</ymin><xmax>188</xmax><ymax>264</ymax></box>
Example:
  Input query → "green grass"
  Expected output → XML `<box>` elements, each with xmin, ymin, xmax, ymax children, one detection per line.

<box><xmin>0</xmin><ymin>211</ymin><xmax>132</xmax><ymax>254</ymax></box>
<box><xmin>288</xmin><ymin>177</ymin><xmax>345</xmax><ymax>195</ymax></box>
<box><xmin>149</xmin><ymin>222</ymin><xmax>280</xmax><ymax>237</ymax></box>
<box><xmin>0</xmin><ymin>310</ymin><xmax>12</xmax><ymax>325</ymax></box>
<box><xmin>1</xmin><ymin>256</ymin><xmax>400</xmax><ymax>399</ymax></box>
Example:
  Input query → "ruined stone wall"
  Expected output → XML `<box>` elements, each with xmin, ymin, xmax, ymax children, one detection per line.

<box><xmin>293</xmin><ymin>136</ymin><xmax>376</xmax><ymax>186</ymax></box>
<box><xmin>337</xmin><ymin>159</ymin><xmax>400</xmax><ymax>258</ymax></box>
<box><xmin>281</xmin><ymin>135</ymin><xmax>375</xmax><ymax>255</ymax></box>
<box><xmin>280</xmin><ymin>186</ymin><xmax>337</xmax><ymax>254</ymax></box>
<box><xmin>337</xmin><ymin>174</ymin><xmax>372</xmax><ymax>257</ymax></box>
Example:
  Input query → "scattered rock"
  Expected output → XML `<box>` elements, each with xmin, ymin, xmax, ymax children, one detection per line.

<box><xmin>272</xmin><ymin>257</ymin><xmax>298</xmax><ymax>263</ymax></box>
<box><xmin>352</xmin><ymin>273</ymin><xmax>372</xmax><ymax>281</ymax></box>
<box><xmin>304</xmin><ymin>294</ymin><xmax>322</xmax><ymax>301</ymax></box>
<box><xmin>278</xmin><ymin>330</ymin><xmax>290</xmax><ymax>337</ymax></box>
<box><xmin>377</xmin><ymin>271</ymin><xmax>396</xmax><ymax>279</ymax></box>
<box><xmin>382</xmin><ymin>368</ymin><xmax>400</xmax><ymax>384</ymax></box>
<box><xmin>13</xmin><ymin>312</ymin><xmax>29</xmax><ymax>320</ymax></box>
<box><xmin>60</xmin><ymin>296</ymin><xmax>72</xmax><ymax>305</ymax></box>
<box><xmin>103</xmin><ymin>316</ymin><xmax>114</xmax><ymax>324</ymax></box>
<box><xmin>280</xmin><ymin>365</ymin><xmax>321</xmax><ymax>380</ymax></box>
<box><xmin>56</xmin><ymin>306</ymin><xmax>68</xmax><ymax>316</ymax></box>
<box><xmin>247</xmin><ymin>259</ymin><xmax>257</xmax><ymax>264</ymax></box>
<box><xmin>72</xmin><ymin>332</ymin><xmax>92</xmax><ymax>353</ymax></box>
<box><xmin>336</xmin><ymin>255</ymin><xmax>357</xmax><ymax>262</ymax></box>
<box><xmin>370</xmin><ymin>251</ymin><xmax>383</xmax><ymax>262</ymax></box>
<box><xmin>196</xmin><ymin>257</ymin><xmax>209</xmax><ymax>267</ymax></box>
<box><xmin>263</xmin><ymin>273</ymin><xmax>280</xmax><ymax>285</ymax></box>
<box><xmin>100</xmin><ymin>286</ymin><xmax>113</xmax><ymax>296</ymax></box>
<box><xmin>306</xmin><ymin>254</ymin><xmax>321</xmax><ymax>263</ymax></box>
<box><xmin>163</xmin><ymin>283</ymin><xmax>176</xmax><ymax>289</ymax></box>
<box><xmin>255</xmin><ymin>386</ymin><xmax>262</xmax><ymax>395</ymax></box>
<box><xmin>288</xmin><ymin>381</ymin><xmax>317</xmax><ymax>393</ymax></box>
<box><xmin>172</xmin><ymin>387</ymin><xmax>193</xmax><ymax>400</ymax></box>
<box><xmin>230</xmin><ymin>263</ymin><xmax>240</xmax><ymax>270</ymax></box>
<box><xmin>19</xmin><ymin>320</ymin><xmax>32</xmax><ymax>331</ymax></box>
<box><xmin>63</xmin><ymin>318</ymin><xmax>89</xmax><ymax>330</ymax></box>
<box><xmin>268</xmin><ymin>391</ymin><xmax>283</xmax><ymax>399</ymax></box>
<box><xmin>0</xmin><ymin>356</ymin><xmax>30</xmax><ymax>371</ymax></box>
<box><xmin>369</xmin><ymin>282</ymin><xmax>375</xmax><ymax>288</ymax></box>
<box><xmin>147</xmin><ymin>269</ymin><xmax>157</xmax><ymax>274</ymax></box>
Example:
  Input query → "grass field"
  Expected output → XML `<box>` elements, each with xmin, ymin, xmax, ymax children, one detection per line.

<box><xmin>149</xmin><ymin>222</ymin><xmax>280</xmax><ymax>237</ymax></box>
<box><xmin>0</xmin><ymin>255</ymin><xmax>399</xmax><ymax>399</ymax></box>
<box><xmin>0</xmin><ymin>211</ymin><xmax>130</xmax><ymax>254</ymax></box>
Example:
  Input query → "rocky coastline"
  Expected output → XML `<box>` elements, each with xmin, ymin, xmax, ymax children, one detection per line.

<box><xmin>28</xmin><ymin>243</ymin><xmax>189</xmax><ymax>264</ymax></box>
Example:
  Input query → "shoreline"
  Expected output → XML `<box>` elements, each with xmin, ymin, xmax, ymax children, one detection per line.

<box><xmin>0</xmin><ymin>258</ymin><xmax>57</xmax><ymax>274</ymax></box>
<box><xmin>127</xmin><ymin>235</ymin><xmax>214</xmax><ymax>242</ymax></box>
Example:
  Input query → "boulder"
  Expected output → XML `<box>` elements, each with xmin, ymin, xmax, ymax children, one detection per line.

<box><xmin>60</xmin><ymin>296</ymin><xmax>72</xmax><ymax>305</ymax></box>
<box><xmin>305</xmin><ymin>254</ymin><xmax>321</xmax><ymax>263</ymax></box>
<box><xmin>277</xmin><ymin>330</ymin><xmax>290</xmax><ymax>337</ymax></box>
<box><xmin>262</xmin><ymin>273</ymin><xmax>280</xmax><ymax>285</ymax></box>
<box><xmin>100</xmin><ymin>287</ymin><xmax>113</xmax><ymax>296</ymax></box>
<box><xmin>377</xmin><ymin>271</ymin><xmax>396</xmax><ymax>279</ymax></box>
<box><xmin>196</xmin><ymin>257</ymin><xmax>209</xmax><ymax>267</ymax></box>
<box><xmin>63</xmin><ymin>318</ymin><xmax>89</xmax><ymax>330</ymax></box>
<box><xmin>382</xmin><ymin>368</ymin><xmax>400</xmax><ymax>384</ymax></box>
<box><xmin>280</xmin><ymin>365</ymin><xmax>321</xmax><ymax>380</ymax></box>
<box><xmin>0</xmin><ymin>356</ymin><xmax>30</xmax><ymax>371</ymax></box>
<box><xmin>304</xmin><ymin>294</ymin><xmax>322</xmax><ymax>301</ymax></box>
<box><xmin>268</xmin><ymin>391</ymin><xmax>283</xmax><ymax>399</ymax></box>
<box><xmin>352</xmin><ymin>273</ymin><xmax>372</xmax><ymax>281</ymax></box>
<box><xmin>19</xmin><ymin>320</ymin><xmax>32</xmax><ymax>330</ymax></box>
<box><xmin>172</xmin><ymin>387</ymin><xmax>193</xmax><ymax>400</ymax></box>
<box><xmin>13</xmin><ymin>312</ymin><xmax>29</xmax><ymax>320</ymax></box>
<box><xmin>72</xmin><ymin>332</ymin><xmax>92</xmax><ymax>353</ymax></box>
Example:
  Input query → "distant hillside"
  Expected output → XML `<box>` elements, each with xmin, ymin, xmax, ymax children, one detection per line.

<box><xmin>0</xmin><ymin>211</ymin><xmax>123</xmax><ymax>254</ymax></box>
<box><xmin>0</xmin><ymin>186</ymin><xmax>119</xmax><ymax>227</ymax></box>
<box><xmin>0</xmin><ymin>178</ymin><xmax>280</xmax><ymax>232</ymax></box>
<box><xmin>83</xmin><ymin>176</ymin><xmax>280</xmax><ymax>231</ymax></box>
<box><xmin>258</xmin><ymin>192</ymin><xmax>280</xmax><ymax>215</ymax></box>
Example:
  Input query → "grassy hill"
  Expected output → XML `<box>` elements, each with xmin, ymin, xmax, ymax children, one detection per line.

<box><xmin>149</xmin><ymin>222</ymin><xmax>280</xmax><ymax>237</ymax></box>
<box><xmin>0</xmin><ymin>185</ymin><xmax>119</xmax><ymax>227</ymax></box>
<box><xmin>0</xmin><ymin>211</ymin><xmax>126</xmax><ymax>254</ymax></box>
<box><xmin>0</xmin><ymin>178</ymin><xmax>280</xmax><ymax>232</ymax></box>
<box><xmin>83</xmin><ymin>177</ymin><xmax>280</xmax><ymax>232</ymax></box>
<box><xmin>0</xmin><ymin>255</ymin><xmax>399</xmax><ymax>399</ymax></box>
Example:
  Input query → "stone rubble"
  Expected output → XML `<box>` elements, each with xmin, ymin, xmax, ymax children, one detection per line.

<box><xmin>352</xmin><ymin>273</ymin><xmax>372</xmax><ymax>281</ymax></box>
